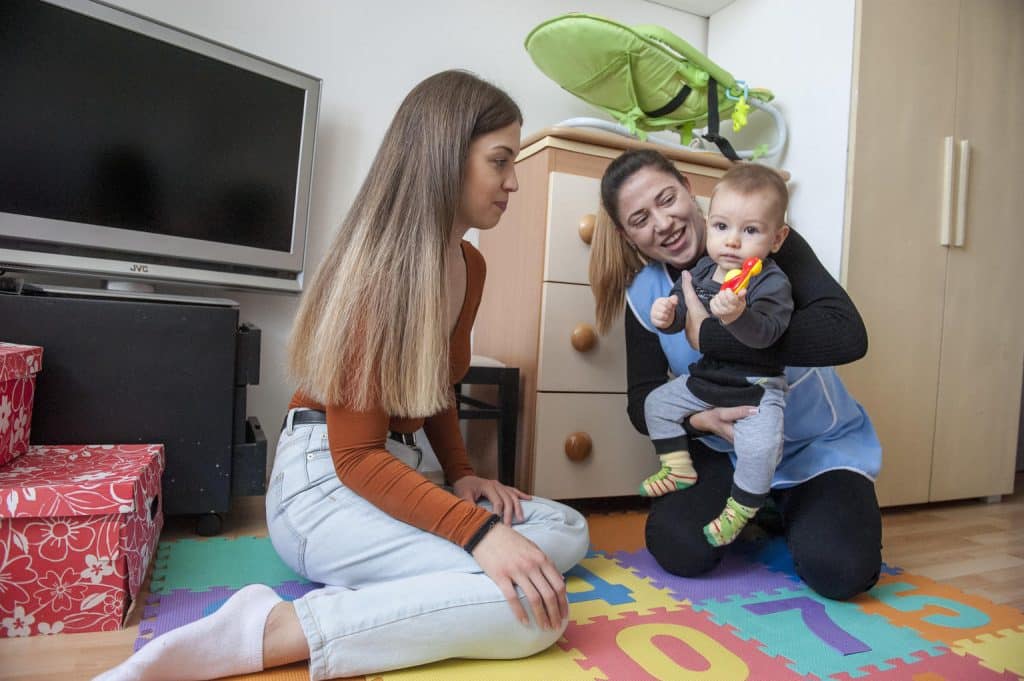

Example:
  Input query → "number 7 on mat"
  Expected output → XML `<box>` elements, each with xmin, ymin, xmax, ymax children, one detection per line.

<box><xmin>743</xmin><ymin>597</ymin><xmax>871</xmax><ymax>655</ymax></box>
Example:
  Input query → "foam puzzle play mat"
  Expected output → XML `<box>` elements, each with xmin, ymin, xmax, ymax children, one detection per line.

<box><xmin>137</xmin><ymin>533</ymin><xmax>1024</xmax><ymax>680</ymax></box>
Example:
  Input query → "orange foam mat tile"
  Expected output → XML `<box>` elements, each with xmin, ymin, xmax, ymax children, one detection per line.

<box><xmin>586</xmin><ymin>510</ymin><xmax>648</xmax><ymax>554</ymax></box>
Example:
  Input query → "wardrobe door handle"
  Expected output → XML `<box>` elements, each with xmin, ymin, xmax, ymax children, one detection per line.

<box><xmin>939</xmin><ymin>136</ymin><xmax>955</xmax><ymax>247</ymax></box>
<box><xmin>954</xmin><ymin>139</ymin><xmax>970</xmax><ymax>248</ymax></box>
<box><xmin>570</xmin><ymin>323</ymin><xmax>597</xmax><ymax>352</ymax></box>
<box><xmin>578</xmin><ymin>213</ymin><xmax>596</xmax><ymax>245</ymax></box>
<box><xmin>564</xmin><ymin>432</ymin><xmax>593</xmax><ymax>462</ymax></box>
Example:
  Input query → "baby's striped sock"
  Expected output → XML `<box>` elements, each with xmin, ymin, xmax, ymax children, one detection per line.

<box><xmin>639</xmin><ymin>451</ymin><xmax>697</xmax><ymax>497</ymax></box>
<box><xmin>704</xmin><ymin>497</ymin><xmax>759</xmax><ymax>546</ymax></box>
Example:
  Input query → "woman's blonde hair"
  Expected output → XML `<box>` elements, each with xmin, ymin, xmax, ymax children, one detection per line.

<box><xmin>589</xmin><ymin>150</ymin><xmax>697</xmax><ymax>334</ymax></box>
<box><xmin>590</xmin><ymin>207</ymin><xmax>645</xmax><ymax>334</ymax></box>
<box><xmin>289</xmin><ymin>70</ymin><xmax>521</xmax><ymax>417</ymax></box>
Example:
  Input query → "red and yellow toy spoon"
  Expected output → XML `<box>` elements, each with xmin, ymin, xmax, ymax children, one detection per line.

<box><xmin>721</xmin><ymin>257</ymin><xmax>763</xmax><ymax>293</ymax></box>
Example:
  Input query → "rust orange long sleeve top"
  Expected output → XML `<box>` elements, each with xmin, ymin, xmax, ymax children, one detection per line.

<box><xmin>288</xmin><ymin>241</ymin><xmax>492</xmax><ymax>548</ymax></box>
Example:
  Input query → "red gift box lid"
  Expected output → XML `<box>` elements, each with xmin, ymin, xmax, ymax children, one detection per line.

<box><xmin>0</xmin><ymin>342</ymin><xmax>43</xmax><ymax>383</ymax></box>
<box><xmin>0</xmin><ymin>444</ymin><xmax>163</xmax><ymax>519</ymax></box>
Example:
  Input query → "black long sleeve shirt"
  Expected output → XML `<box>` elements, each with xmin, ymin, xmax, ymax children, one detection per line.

<box><xmin>625</xmin><ymin>229</ymin><xmax>868</xmax><ymax>434</ymax></box>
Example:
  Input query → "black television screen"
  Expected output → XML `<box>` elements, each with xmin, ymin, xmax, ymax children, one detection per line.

<box><xmin>0</xmin><ymin>0</ymin><xmax>320</xmax><ymax>292</ymax></box>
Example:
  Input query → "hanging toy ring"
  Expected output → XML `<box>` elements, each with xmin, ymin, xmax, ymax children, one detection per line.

<box><xmin>724</xmin><ymin>79</ymin><xmax>749</xmax><ymax>102</ymax></box>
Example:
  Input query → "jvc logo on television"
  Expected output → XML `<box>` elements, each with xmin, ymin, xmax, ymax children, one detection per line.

<box><xmin>130</xmin><ymin>264</ymin><xmax>150</xmax><ymax>273</ymax></box>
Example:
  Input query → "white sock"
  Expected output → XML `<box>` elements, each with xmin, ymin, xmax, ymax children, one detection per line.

<box><xmin>93</xmin><ymin>583</ymin><xmax>282</xmax><ymax>681</ymax></box>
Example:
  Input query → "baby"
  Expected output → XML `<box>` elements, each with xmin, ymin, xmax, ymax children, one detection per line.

<box><xmin>643</xmin><ymin>163</ymin><xmax>792</xmax><ymax>547</ymax></box>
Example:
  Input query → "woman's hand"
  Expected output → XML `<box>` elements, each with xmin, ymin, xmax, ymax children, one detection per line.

<box><xmin>453</xmin><ymin>475</ymin><xmax>531</xmax><ymax>525</ymax></box>
<box><xmin>689</xmin><ymin>405</ymin><xmax>758</xmax><ymax>444</ymax></box>
<box><xmin>679</xmin><ymin>271</ymin><xmax>709</xmax><ymax>350</ymax></box>
<box><xmin>471</xmin><ymin>522</ymin><xmax>568</xmax><ymax>630</ymax></box>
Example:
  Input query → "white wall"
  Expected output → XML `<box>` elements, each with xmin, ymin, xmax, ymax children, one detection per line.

<box><xmin>708</xmin><ymin>0</ymin><xmax>856</xmax><ymax>276</ymax></box>
<box><xmin>99</xmin><ymin>0</ymin><xmax>707</xmax><ymax>463</ymax></box>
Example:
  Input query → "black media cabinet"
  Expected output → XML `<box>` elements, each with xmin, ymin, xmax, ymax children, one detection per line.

<box><xmin>0</xmin><ymin>286</ymin><xmax>266</xmax><ymax>535</ymax></box>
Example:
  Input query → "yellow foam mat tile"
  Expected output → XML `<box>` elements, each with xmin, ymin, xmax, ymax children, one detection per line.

<box><xmin>368</xmin><ymin>643</ymin><xmax>599</xmax><ymax>681</ymax></box>
<box><xmin>953</xmin><ymin>626</ymin><xmax>1024</xmax><ymax>677</ymax></box>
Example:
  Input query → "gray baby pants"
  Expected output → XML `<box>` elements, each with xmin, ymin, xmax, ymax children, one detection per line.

<box><xmin>644</xmin><ymin>375</ymin><xmax>787</xmax><ymax>502</ymax></box>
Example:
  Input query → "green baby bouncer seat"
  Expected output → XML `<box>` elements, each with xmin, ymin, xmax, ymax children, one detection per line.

<box><xmin>524</xmin><ymin>13</ymin><xmax>786</xmax><ymax>162</ymax></box>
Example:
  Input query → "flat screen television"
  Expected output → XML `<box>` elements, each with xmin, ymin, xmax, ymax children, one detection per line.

<box><xmin>0</xmin><ymin>0</ymin><xmax>321</xmax><ymax>293</ymax></box>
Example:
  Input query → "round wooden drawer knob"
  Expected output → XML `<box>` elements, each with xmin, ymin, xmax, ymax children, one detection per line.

<box><xmin>571</xmin><ymin>323</ymin><xmax>597</xmax><ymax>352</ymax></box>
<box><xmin>578</xmin><ymin>214</ymin><xmax>596</xmax><ymax>245</ymax></box>
<box><xmin>564</xmin><ymin>432</ymin><xmax>593</xmax><ymax>462</ymax></box>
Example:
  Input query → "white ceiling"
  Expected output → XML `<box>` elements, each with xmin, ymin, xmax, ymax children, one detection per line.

<box><xmin>644</xmin><ymin>0</ymin><xmax>736</xmax><ymax>18</ymax></box>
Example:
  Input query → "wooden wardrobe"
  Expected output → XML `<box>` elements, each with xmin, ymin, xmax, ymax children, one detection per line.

<box><xmin>840</xmin><ymin>0</ymin><xmax>1024</xmax><ymax>506</ymax></box>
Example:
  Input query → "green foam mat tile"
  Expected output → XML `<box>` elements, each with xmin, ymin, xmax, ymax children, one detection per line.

<box><xmin>149</xmin><ymin>536</ymin><xmax>313</xmax><ymax>593</ymax></box>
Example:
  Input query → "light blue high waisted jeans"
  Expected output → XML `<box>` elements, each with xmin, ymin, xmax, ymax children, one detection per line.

<box><xmin>266</xmin><ymin>409</ymin><xmax>590</xmax><ymax>680</ymax></box>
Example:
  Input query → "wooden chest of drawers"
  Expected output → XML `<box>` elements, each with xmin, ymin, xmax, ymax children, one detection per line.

<box><xmin>473</xmin><ymin>128</ymin><xmax>729</xmax><ymax>498</ymax></box>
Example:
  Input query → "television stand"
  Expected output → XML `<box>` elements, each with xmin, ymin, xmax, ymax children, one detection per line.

<box><xmin>27</xmin><ymin>282</ymin><xmax>239</xmax><ymax>307</ymax></box>
<box><xmin>0</xmin><ymin>287</ymin><xmax>266</xmax><ymax>532</ymax></box>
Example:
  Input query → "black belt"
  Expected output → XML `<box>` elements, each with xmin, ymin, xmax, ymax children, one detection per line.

<box><xmin>388</xmin><ymin>430</ymin><xmax>418</xmax><ymax>446</ymax></box>
<box><xmin>286</xmin><ymin>409</ymin><xmax>418</xmax><ymax>446</ymax></box>
<box><xmin>288</xmin><ymin>409</ymin><xmax>326</xmax><ymax>428</ymax></box>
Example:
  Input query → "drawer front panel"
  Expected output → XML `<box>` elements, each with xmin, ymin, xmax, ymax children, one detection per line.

<box><xmin>533</xmin><ymin>392</ymin><xmax>658</xmax><ymax>499</ymax></box>
<box><xmin>544</xmin><ymin>172</ymin><xmax>601</xmax><ymax>285</ymax></box>
<box><xmin>537</xmin><ymin>282</ymin><xmax>626</xmax><ymax>393</ymax></box>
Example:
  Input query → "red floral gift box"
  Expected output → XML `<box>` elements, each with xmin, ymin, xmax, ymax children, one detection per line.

<box><xmin>0</xmin><ymin>444</ymin><xmax>164</xmax><ymax>637</ymax></box>
<box><xmin>0</xmin><ymin>342</ymin><xmax>43</xmax><ymax>468</ymax></box>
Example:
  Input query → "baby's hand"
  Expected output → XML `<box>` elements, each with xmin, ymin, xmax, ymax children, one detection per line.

<box><xmin>650</xmin><ymin>295</ymin><xmax>679</xmax><ymax>329</ymax></box>
<box><xmin>710</xmin><ymin>289</ymin><xmax>746</xmax><ymax>325</ymax></box>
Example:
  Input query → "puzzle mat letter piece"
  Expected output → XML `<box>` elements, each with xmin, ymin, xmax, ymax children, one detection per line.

<box><xmin>695</xmin><ymin>586</ymin><xmax>944</xmax><ymax>678</ymax></box>
<box><xmin>560</xmin><ymin>606</ymin><xmax>804</xmax><ymax>681</ymax></box>
<box><xmin>566</xmin><ymin>553</ymin><xmax>683</xmax><ymax>625</ymax></box>
<box><xmin>856</xmin><ymin>573</ymin><xmax>1024</xmax><ymax>646</ymax></box>
<box><xmin>830</xmin><ymin>647</ymin><xmax>1023</xmax><ymax>681</ymax></box>
<box><xmin>953</xmin><ymin>626</ymin><xmax>1024</xmax><ymax>677</ymax></box>
<box><xmin>150</xmin><ymin>537</ymin><xmax>315</xmax><ymax>593</ymax></box>
<box><xmin>613</xmin><ymin>548</ymin><xmax>795</xmax><ymax>605</ymax></box>
<box><xmin>744</xmin><ymin>597</ymin><xmax>870</xmax><ymax>655</ymax></box>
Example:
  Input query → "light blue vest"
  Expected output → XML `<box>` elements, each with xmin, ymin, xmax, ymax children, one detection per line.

<box><xmin>626</xmin><ymin>262</ymin><xmax>882</xmax><ymax>487</ymax></box>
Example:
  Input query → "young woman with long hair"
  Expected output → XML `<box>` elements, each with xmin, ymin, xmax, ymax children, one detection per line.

<box><xmin>97</xmin><ymin>70</ymin><xmax>588</xmax><ymax>681</ymax></box>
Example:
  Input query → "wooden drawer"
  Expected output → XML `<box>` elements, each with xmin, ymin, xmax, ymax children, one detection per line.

<box><xmin>533</xmin><ymin>392</ymin><xmax>657</xmax><ymax>499</ymax></box>
<box><xmin>537</xmin><ymin>282</ymin><xmax>626</xmax><ymax>392</ymax></box>
<box><xmin>543</xmin><ymin>172</ymin><xmax>601</xmax><ymax>285</ymax></box>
